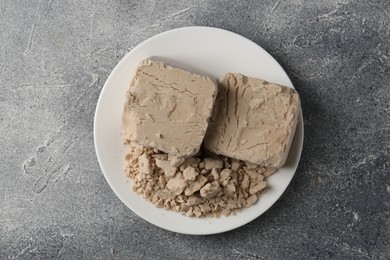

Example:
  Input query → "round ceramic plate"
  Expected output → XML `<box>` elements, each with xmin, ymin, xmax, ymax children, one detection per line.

<box><xmin>94</xmin><ymin>26</ymin><xmax>304</xmax><ymax>235</ymax></box>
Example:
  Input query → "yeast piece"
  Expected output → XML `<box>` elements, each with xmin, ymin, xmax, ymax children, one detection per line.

<box><xmin>204</xmin><ymin>73</ymin><xmax>300</xmax><ymax>168</ymax></box>
<box><xmin>122</xmin><ymin>59</ymin><xmax>217</xmax><ymax>157</ymax></box>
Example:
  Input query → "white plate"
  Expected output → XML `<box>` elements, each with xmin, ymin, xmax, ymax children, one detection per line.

<box><xmin>94</xmin><ymin>26</ymin><xmax>304</xmax><ymax>235</ymax></box>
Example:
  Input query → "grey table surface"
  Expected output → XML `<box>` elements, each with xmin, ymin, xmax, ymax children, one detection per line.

<box><xmin>1</xmin><ymin>0</ymin><xmax>389</xmax><ymax>259</ymax></box>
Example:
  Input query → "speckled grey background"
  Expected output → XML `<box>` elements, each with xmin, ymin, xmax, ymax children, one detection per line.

<box><xmin>1</xmin><ymin>0</ymin><xmax>389</xmax><ymax>259</ymax></box>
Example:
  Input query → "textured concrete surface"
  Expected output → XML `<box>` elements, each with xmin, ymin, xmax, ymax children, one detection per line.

<box><xmin>1</xmin><ymin>0</ymin><xmax>389</xmax><ymax>259</ymax></box>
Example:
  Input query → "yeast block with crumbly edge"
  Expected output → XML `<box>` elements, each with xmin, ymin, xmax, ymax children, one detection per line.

<box><xmin>204</xmin><ymin>73</ymin><xmax>300</xmax><ymax>168</ymax></box>
<box><xmin>122</xmin><ymin>59</ymin><xmax>218</xmax><ymax>157</ymax></box>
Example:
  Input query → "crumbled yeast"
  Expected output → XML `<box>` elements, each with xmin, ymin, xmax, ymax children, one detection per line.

<box><xmin>124</xmin><ymin>143</ymin><xmax>276</xmax><ymax>218</ymax></box>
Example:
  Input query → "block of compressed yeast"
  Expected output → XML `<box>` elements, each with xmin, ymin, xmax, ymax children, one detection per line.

<box><xmin>204</xmin><ymin>73</ymin><xmax>300</xmax><ymax>168</ymax></box>
<box><xmin>122</xmin><ymin>59</ymin><xmax>218</xmax><ymax>157</ymax></box>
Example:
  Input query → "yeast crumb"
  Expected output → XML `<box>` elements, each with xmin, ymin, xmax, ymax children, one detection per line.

<box><xmin>124</xmin><ymin>143</ymin><xmax>274</xmax><ymax>218</ymax></box>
